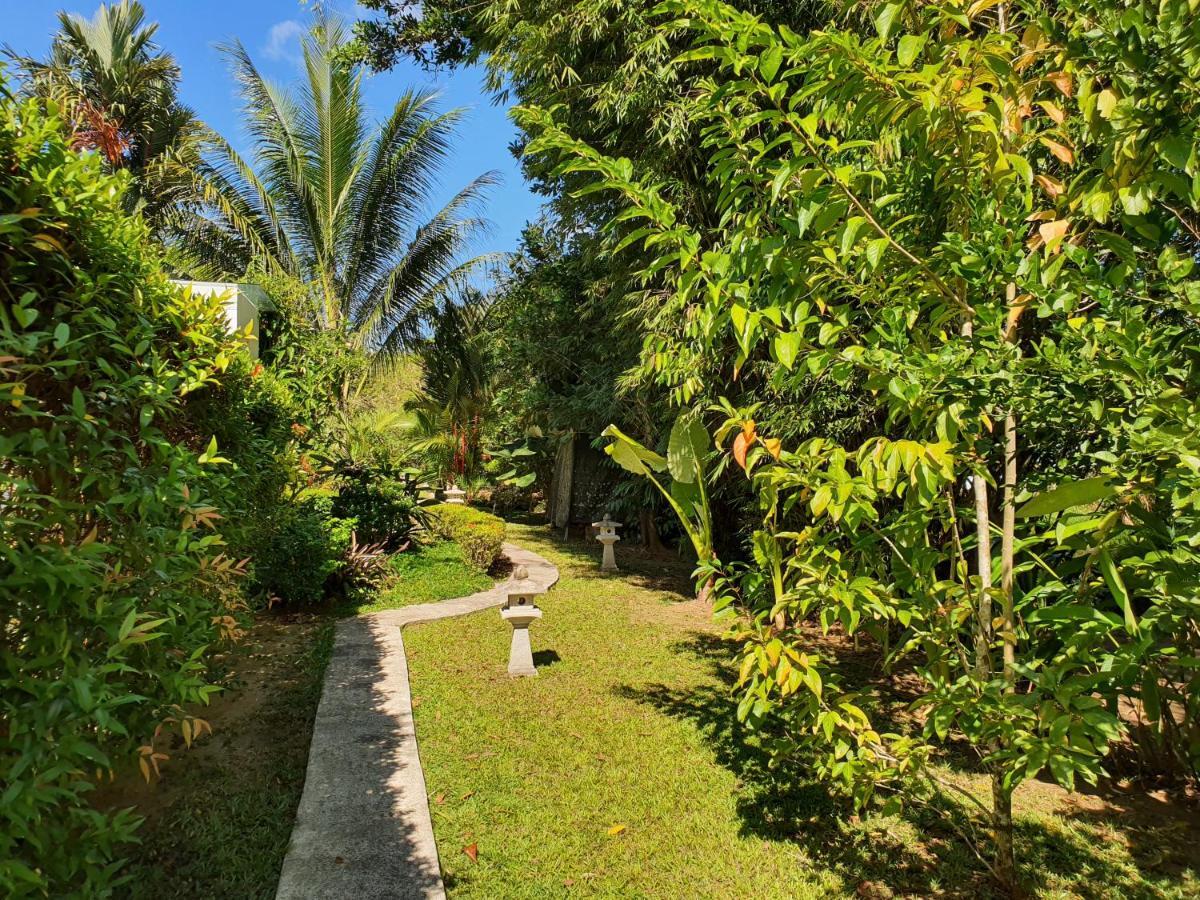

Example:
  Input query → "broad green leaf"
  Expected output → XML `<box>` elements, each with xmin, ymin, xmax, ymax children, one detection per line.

<box><xmin>897</xmin><ymin>33</ymin><xmax>926</xmax><ymax>66</ymax></box>
<box><xmin>759</xmin><ymin>45</ymin><xmax>784</xmax><ymax>83</ymax></box>
<box><xmin>602</xmin><ymin>424</ymin><xmax>667</xmax><ymax>475</ymax></box>
<box><xmin>667</xmin><ymin>414</ymin><xmax>709</xmax><ymax>483</ymax></box>
<box><xmin>607</xmin><ymin>437</ymin><xmax>649</xmax><ymax>476</ymax></box>
<box><xmin>1016</xmin><ymin>477</ymin><xmax>1116</xmax><ymax>517</ymax></box>
<box><xmin>875</xmin><ymin>2</ymin><xmax>903</xmax><ymax>40</ymax></box>
<box><xmin>774</xmin><ymin>331</ymin><xmax>802</xmax><ymax>369</ymax></box>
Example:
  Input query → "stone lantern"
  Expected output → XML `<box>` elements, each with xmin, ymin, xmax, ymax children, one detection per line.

<box><xmin>501</xmin><ymin>566</ymin><xmax>544</xmax><ymax>676</ymax></box>
<box><xmin>444</xmin><ymin>484</ymin><xmax>466</xmax><ymax>505</ymax></box>
<box><xmin>593</xmin><ymin>514</ymin><xmax>622</xmax><ymax>573</ymax></box>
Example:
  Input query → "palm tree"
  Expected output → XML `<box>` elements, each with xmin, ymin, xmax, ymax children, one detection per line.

<box><xmin>6</xmin><ymin>1</ymin><xmax>203</xmax><ymax>228</ymax></box>
<box><xmin>175</xmin><ymin>15</ymin><xmax>498</xmax><ymax>395</ymax></box>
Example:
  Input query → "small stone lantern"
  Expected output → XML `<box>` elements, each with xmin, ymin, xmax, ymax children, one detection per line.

<box><xmin>593</xmin><ymin>514</ymin><xmax>622</xmax><ymax>573</ymax></box>
<box><xmin>501</xmin><ymin>566</ymin><xmax>544</xmax><ymax>676</ymax></box>
<box><xmin>443</xmin><ymin>484</ymin><xmax>466</xmax><ymax>505</ymax></box>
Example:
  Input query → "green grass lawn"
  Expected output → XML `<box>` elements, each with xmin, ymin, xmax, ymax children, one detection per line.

<box><xmin>405</xmin><ymin>522</ymin><xmax>1200</xmax><ymax>899</ymax></box>
<box><xmin>350</xmin><ymin>540</ymin><xmax>495</xmax><ymax>614</ymax></box>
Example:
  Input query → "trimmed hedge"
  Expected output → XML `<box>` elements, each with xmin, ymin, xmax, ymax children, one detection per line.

<box><xmin>426</xmin><ymin>504</ymin><xmax>506</xmax><ymax>571</ymax></box>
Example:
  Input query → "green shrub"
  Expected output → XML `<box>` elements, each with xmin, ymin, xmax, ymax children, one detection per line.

<box><xmin>330</xmin><ymin>463</ymin><xmax>423</xmax><ymax>548</ymax></box>
<box><xmin>426</xmin><ymin>504</ymin><xmax>506</xmax><ymax>571</ymax></box>
<box><xmin>0</xmin><ymin>86</ymin><xmax>249</xmax><ymax>894</ymax></box>
<box><xmin>251</xmin><ymin>500</ymin><xmax>349</xmax><ymax>604</ymax></box>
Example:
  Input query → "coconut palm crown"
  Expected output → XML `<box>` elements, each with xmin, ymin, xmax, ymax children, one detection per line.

<box><xmin>176</xmin><ymin>15</ymin><xmax>498</xmax><ymax>370</ymax></box>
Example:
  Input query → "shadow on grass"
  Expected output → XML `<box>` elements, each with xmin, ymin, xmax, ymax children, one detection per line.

<box><xmin>532</xmin><ymin>649</ymin><xmax>562</xmax><ymax>669</ymax></box>
<box><xmin>617</xmin><ymin>631</ymin><xmax>1199</xmax><ymax>899</ymax></box>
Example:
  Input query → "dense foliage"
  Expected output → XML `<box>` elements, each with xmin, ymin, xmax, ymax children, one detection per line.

<box><xmin>528</xmin><ymin>0</ymin><xmax>1200</xmax><ymax>889</ymax></box>
<box><xmin>0</xmin><ymin>84</ymin><xmax>246</xmax><ymax>895</ymax></box>
<box><xmin>6</xmin><ymin>1</ymin><xmax>204</xmax><ymax>233</ymax></box>
<box><xmin>426</xmin><ymin>503</ymin><xmax>507</xmax><ymax>570</ymax></box>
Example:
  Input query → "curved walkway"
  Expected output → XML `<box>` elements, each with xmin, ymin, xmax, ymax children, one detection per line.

<box><xmin>276</xmin><ymin>542</ymin><xmax>559</xmax><ymax>900</ymax></box>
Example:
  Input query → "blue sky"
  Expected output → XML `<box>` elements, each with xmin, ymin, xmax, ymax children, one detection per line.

<box><xmin>0</xmin><ymin>0</ymin><xmax>542</xmax><ymax>258</ymax></box>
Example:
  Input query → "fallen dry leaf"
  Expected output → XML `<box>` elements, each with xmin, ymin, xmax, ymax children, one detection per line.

<box><xmin>462</xmin><ymin>843</ymin><xmax>478</xmax><ymax>863</ymax></box>
<box><xmin>606</xmin><ymin>823</ymin><xmax>627</xmax><ymax>836</ymax></box>
<box><xmin>434</xmin><ymin>793</ymin><xmax>446</xmax><ymax>805</ymax></box>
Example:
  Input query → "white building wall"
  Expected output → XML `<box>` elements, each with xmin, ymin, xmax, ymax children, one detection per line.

<box><xmin>170</xmin><ymin>280</ymin><xmax>271</xmax><ymax>359</ymax></box>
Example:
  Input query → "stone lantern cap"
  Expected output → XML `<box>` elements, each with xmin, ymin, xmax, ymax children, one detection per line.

<box><xmin>592</xmin><ymin>515</ymin><xmax>622</xmax><ymax>541</ymax></box>
<box><xmin>501</xmin><ymin>565</ymin><xmax>545</xmax><ymax>611</ymax></box>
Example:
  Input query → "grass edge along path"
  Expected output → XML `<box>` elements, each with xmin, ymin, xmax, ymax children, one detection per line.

<box><xmin>404</xmin><ymin>522</ymin><xmax>1200</xmax><ymax>899</ymax></box>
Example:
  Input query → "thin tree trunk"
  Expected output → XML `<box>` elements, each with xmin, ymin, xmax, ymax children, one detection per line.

<box><xmin>992</xmin><ymin>774</ymin><xmax>1017</xmax><ymax>896</ymax></box>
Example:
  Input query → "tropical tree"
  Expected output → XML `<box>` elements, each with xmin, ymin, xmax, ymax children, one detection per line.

<box><xmin>531</xmin><ymin>0</ymin><xmax>1200</xmax><ymax>891</ymax></box>
<box><xmin>6</xmin><ymin>0</ymin><xmax>203</xmax><ymax>229</ymax></box>
<box><xmin>404</xmin><ymin>292</ymin><xmax>494</xmax><ymax>486</ymax></box>
<box><xmin>175</xmin><ymin>15</ymin><xmax>497</xmax><ymax>399</ymax></box>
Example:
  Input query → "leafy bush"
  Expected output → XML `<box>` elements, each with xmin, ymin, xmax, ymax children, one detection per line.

<box><xmin>426</xmin><ymin>504</ymin><xmax>506</xmax><ymax>571</ymax></box>
<box><xmin>251</xmin><ymin>499</ymin><xmax>348</xmax><ymax>605</ymax></box>
<box><xmin>0</xmin><ymin>85</ymin><xmax>249</xmax><ymax>895</ymax></box>
<box><xmin>330</xmin><ymin>463</ymin><xmax>423</xmax><ymax>548</ymax></box>
<box><xmin>337</xmin><ymin>533</ymin><xmax>394</xmax><ymax>603</ymax></box>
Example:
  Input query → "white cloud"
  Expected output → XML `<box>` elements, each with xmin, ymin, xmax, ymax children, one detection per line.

<box><xmin>263</xmin><ymin>20</ymin><xmax>304</xmax><ymax>64</ymax></box>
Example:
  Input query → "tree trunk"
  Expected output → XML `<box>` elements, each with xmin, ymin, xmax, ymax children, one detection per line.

<box><xmin>992</xmin><ymin>774</ymin><xmax>1018</xmax><ymax>896</ymax></box>
<box><xmin>1001</xmin><ymin>411</ymin><xmax>1017</xmax><ymax>680</ymax></box>
<box><xmin>640</xmin><ymin>508</ymin><xmax>665</xmax><ymax>551</ymax></box>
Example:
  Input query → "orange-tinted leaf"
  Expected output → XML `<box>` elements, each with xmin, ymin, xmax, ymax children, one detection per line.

<box><xmin>1046</xmin><ymin>71</ymin><xmax>1073</xmax><ymax>97</ymax></box>
<box><xmin>1039</xmin><ymin>100</ymin><xmax>1065</xmax><ymax>124</ymax></box>
<box><xmin>1039</xmin><ymin>219</ymin><xmax>1070</xmax><ymax>248</ymax></box>
<box><xmin>463</xmin><ymin>843</ymin><xmax>478</xmax><ymax>862</ymax></box>
<box><xmin>741</xmin><ymin>419</ymin><xmax>757</xmax><ymax>442</ymax></box>
<box><xmin>733</xmin><ymin>432</ymin><xmax>750</xmax><ymax>470</ymax></box>
<box><xmin>763</xmin><ymin>437</ymin><xmax>782</xmax><ymax>460</ymax></box>
<box><xmin>1035</xmin><ymin>174</ymin><xmax>1064</xmax><ymax>199</ymax></box>
<box><xmin>1041</xmin><ymin>137</ymin><xmax>1075</xmax><ymax>165</ymax></box>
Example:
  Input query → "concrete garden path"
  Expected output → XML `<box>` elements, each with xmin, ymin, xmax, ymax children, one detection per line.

<box><xmin>275</xmin><ymin>542</ymin><xmax>559</xmax><ymax>900</ymax></box>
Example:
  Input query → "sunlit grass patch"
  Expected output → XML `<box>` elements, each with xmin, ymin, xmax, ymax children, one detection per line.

<box><xmin>406</xmin><ymin>523</ymin><xmax>1200</xmax><ymax>899</ymax></box>
<box><xmin>352</xmin><ymin>540</ymin><xmax>495</xmax><ymax>614</ymax></box>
